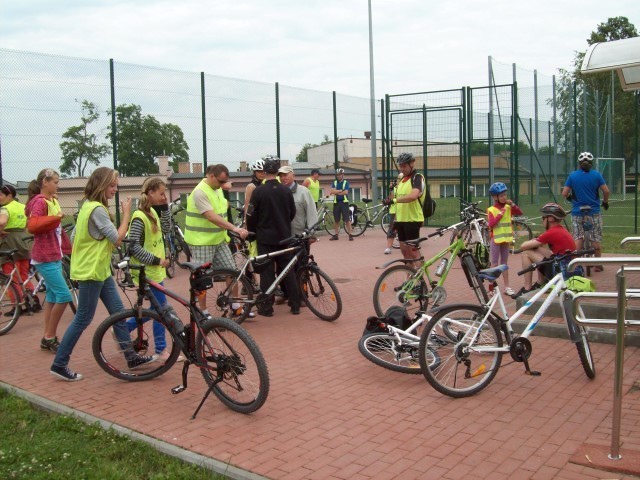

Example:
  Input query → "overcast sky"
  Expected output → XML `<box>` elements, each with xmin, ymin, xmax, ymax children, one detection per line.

<box><xmin>1</xmin><ymin>1</ymin><xmax>637</xmax><ymax>96</ymax></box>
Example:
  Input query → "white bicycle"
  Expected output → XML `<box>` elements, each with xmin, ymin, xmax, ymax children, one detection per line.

<box><xmin>418</xmin><ymin>250</ymin><xmax>596</xmax><ymax>398</ymax></box>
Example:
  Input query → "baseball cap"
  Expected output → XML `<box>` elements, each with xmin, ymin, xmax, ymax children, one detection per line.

<box><xmin>278</xmin><ymin>166</ymin><xmax>294</xmax><ymax>174</ymax></box>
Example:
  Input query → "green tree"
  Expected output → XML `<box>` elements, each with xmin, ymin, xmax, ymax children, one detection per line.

<box><xmin>108</xmin><ymin>104</ymin><xmax>189</xmax><ymax>176</ymax></box>
<box><xmin>296</xmin><ymin>134</ymin><xmax>333</xmax><ymax>162</ymax></box>
<box><xmin>553</xmin><ymin>17</ymin><xmax>638</xmax><ymax>164</ymax></box>
<box><xmin>59</xmin><ymin>100</ymin><xmax>111</xmax><ymax>177</ymax></box>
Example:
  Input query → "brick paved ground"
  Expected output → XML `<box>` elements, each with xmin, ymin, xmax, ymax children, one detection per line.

<box><xmin>1</xmin><ymin>227</ymin><xmax>639</xmax><ymax>479</ymax></box>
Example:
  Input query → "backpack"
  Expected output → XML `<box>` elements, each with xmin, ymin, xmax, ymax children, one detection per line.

<box><xmin>362</xmin><ymin>306</ymin><xmax>412</xmax><ymax>336</ymax></box>
<box><xmin>412</xmin><ymin>172</ymin><xmax>436</xmax><ymax>218</ymax></box>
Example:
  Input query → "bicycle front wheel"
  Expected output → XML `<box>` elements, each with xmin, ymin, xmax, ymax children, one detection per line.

<box><xmin>0</xmin><ymin>275</ymin><xmax>21</xmax><ymax>336</ymax></box>
<box><xmin>204</xmin><ymin>269</ymin><xmax>255</xmax><ymax>324</ymax></box>
<box><xmin>92</xmin><ymin>309</ymin><xmax>179</xmax><ymax>381</ymax></box>
<box><xmin>575</xmin><ymin>324</ymin><xmax>596</xmax><ymax>379</ymax></box>
<box><xmin>197</xmin><ymin>316</ymin><xmax>269</xmax><ymax>414</ymax></box>
<box><xmin>165</xmin><ymin>247</ymin><xmax>176</xmax><ymax>279</ymax></box>
<box><xmin>372</xmin><ymin>265</ymin><xmax>429</xmax><ymax>317</ymax></box>
<box><xmin>349</xmin><ymin>211</ymin><xmax>367</xmax><ymax>237</ymax></box>
<box><xmin>297</xmin><ymin>266</ymin><xmax>342</xmax><ymax>321</ymax></box>
<box><xmin>323</xmin><ymin>211</ymin><xmax>341</xmax><ymax>236</ymax></box>
<box><xmin>359</xmin><ymin>333</ymin><xmax>438</xmax><ymax>374</ymax></box>
<box><xmin>512</xmin><ymin>220</ymin><xmax>533</xmax><ymax>250</ymax></box>
<box><xmin>61</xmin><ymin>257</ymin><xmax>78</xmax><ymax>314</ymax></box>
<box><xmin>380</xmin><ymin>211</ymin><xmax>392</xmax><ymax>235</ymax></box>
<box><xmin>419</xmin><ymin>305</ymin><xmax>503</xmax><ymax>398</ymax></box>
<box><xmin>177</xmin><ymin>235</ymin><xmax>192</xmax><ymax>262</ymax></box>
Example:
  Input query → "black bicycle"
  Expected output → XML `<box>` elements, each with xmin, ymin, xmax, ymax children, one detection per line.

<box><xmin>164</xmin><ymin>199</ymin><xmax>192</xmax><ymax>279</ymax></box>
<box><xmin>92</xmin><ymin>253</ymin><xmax>269</xmax><ymax>417</ymax></box>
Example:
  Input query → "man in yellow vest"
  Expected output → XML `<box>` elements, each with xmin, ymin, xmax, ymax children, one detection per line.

<box><xmin>382</xmin><ymin>153</ymin><xmax>424</xmax><ymax>266</ymax></box>
<box><xmin>184</xmin><ymin>164</ymin><xmax>249</xmax><ymax>315</ymax></box>
<box><xmin>302</xmin><ymin>168</ymin><xmax>321</xmax><ymax>207</ymax></box>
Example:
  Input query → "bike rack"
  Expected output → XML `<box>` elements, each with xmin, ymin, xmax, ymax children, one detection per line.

<box><xmin>568</xmin><ymin>236</ymin><xmax>640</xmax><ymax>461</ymax></box>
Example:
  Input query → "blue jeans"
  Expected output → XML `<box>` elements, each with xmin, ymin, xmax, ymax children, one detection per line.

<box><xmin>53</xmin><ymin>276</ymin><xmax>135</xmax><ymax>368</ymax></box>
<box><xmin>126</xmin><ymin>283</ymin><xmax>168</xmax><ymax>354</ymax></box>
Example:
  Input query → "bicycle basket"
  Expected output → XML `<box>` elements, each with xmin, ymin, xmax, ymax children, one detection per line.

<box><xmin>190</xmin><ymin>270</ymin><xmax>213</xmax><ymax>291</ymax></box>
<box><xmin>565</xmin><ymin>276</ymin><xmax>596</xmax><ymax>293</ymax></box>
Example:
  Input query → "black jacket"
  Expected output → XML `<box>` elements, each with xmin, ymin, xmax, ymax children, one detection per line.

<box><xmin>246</xmin><ymin>179</ymin><xmax>296</xmax><ymax>245</ymax></box>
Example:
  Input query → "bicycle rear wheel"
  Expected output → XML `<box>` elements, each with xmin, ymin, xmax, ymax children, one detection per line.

<box><xmin>165</xmin><ymin>245</ymin><xmax>176</xmax><ymax>279</ymax></box>
<box><xmin>197</xmin><ymin>316</ymin><xmax>269</xmax><ymax>414</ymax></box>
<box><xmin>512</xmin><ymin>220</ymin><xmax>533</xmax><ymax>251</ymax></box>
<box><xmin>177</xmin><ymin>235</ymin><xmax>192</xmax><ymax>262</ymax></box>
<box><xmin>323</xmin><ymin>211</ymin><xmax>341</xmax><ymax>236</ymax></box>
<box><xmin>372</xmin><ymin>265</ymin><xmax>429</xmax><ymax>317</ymax></box>
<box><xmin>204</xmin><ymin>269</ymin><xmax>255</xmax><ymax>324</ymax></box>
<box><xmin>349</xmin><ymin>211</ymin><xmax>367</xmax><ymax>237</ymax></box>
<box><xmin>92</xmin><ymin>309</ymin><xmax>179</xmax><ymax>381</ymax></box>
<box><xmin>358</xmin><ymin>333</ymin><xmax>439</xmax><ymax>374</ymax></box>
<box><xmin>61</xmin><ymin>257</ymin><xmax>78</xmax><ymax>314</ymax></box>
<box><xmin>380</xmin><ymin>211</ymin><xmax>392</xmax><ymax>235</ymax></box>
<box><xmin>575</xmin><ymin>324</ymin><xmax>596</xmax><ymax>378</ymax></box>
<box><xmin>0</xmin><ymin>275</ymin><xmax>21</xmax><ymax>336</ymax></box>
<box><xmin>297</xmin><ymin>266</ymin><xmax>342</xmax><ymax>321</ymax></box>
<box><xmin>419</xmin><ymin>305</ymin><xmax>503</xmax><ymax>398</ymax></box>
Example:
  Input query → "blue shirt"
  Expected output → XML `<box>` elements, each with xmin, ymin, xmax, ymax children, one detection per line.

<box><xmin>564</xmin><ymin>169</ymin><xmax>606</xmax><ymax>215</ymax></box>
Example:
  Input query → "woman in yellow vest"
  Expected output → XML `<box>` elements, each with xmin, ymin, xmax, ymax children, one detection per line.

<box><xmin>124</xmin><ymin>177</ymin><xmax>183</xmax><ymax>363</ymax></box>
<box><xmin>0</xmin><ymin>185</ymin><xmax>35</xmax><ymax>314</ymax></box>
<box><xmin>486</xmin><ymin>182</ymin><xmax>523</xmax><ymax>297</ymax></box>
<box><xmin>50</xmin><ymin>167</ymin><xmax>156</xmax><ymax>382</ymax></box>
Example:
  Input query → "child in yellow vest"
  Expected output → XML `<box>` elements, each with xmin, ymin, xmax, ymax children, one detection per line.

<box><xmin>486</xmin><ymin>183</ymin><xmax>523</xmax><ymax>297</ymax></box>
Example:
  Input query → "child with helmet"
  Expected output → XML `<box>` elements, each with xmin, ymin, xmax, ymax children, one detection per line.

<box><xmin>487</xmin><ymin>182</ymin><xmax>523</xmax><ymax>297</ymax></box>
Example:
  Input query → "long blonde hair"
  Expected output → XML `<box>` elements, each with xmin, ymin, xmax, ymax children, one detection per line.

<box><xmin>83</xmin><ymin>167</ymin><xmax>118</xmax><ymax>220</ymax></box>
<box><xmin>139</xmin><ymin>177</ymin><xmax>166</xmax><ymax>233</ymax></box>
<box><xmin>28</xmin><ymin>168</ymin><xmax>59</xmax><ymax>200</ymax></box>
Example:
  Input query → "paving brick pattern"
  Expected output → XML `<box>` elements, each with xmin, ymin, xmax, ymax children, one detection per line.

<box><xmin>1</xmin><ymin>227</ymin><xmax>639</xmax><ymax>479</ymax></box>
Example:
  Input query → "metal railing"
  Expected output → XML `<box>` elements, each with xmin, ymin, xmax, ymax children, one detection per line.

<box><xmin>568</xmin><ymin>237</ymin><xmax>640</xmax><ymax>461</ymax></box>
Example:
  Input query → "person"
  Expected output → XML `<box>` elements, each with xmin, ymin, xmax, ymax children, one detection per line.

<box><xmin>50</xmin><ymin>167</ymin><xmax>155</xmax><ymax>381</ymax></box>
<box><xmin>511</xmin><ymin>203</ymin><xmax>576</xmax><ymax>298</ymax></box>
<box><xmin>382</xmin><ymin>153</ymin><xmax>424</xmax><ymax>266</ymax></box>
<box><xmin>24</xmin><ymin>170</ymin><xmax>73</xmax><ymax>352</ymax></box>
<box><xmin>383</xmin><ymin>174</ymin><xmax>402</xmax><ymax>255</ymax></box>
<box><xmin>184</xmin><ymin>164</ymin><xmax>249</xmax><ymax>316</ymax></box>
<box><xmin>246</xmin><ymin>158</ymin><xmax>300</xmax><ymax>316</ymax></box>
<box><xmin>302</xmin><ymin>168</ymin><xmax>321</xmax><ymax>207</ymax></box>
<box><xmin>329</xmin><ymin>168</ymin><xmax>354</xmax><ymax>241</ymax></box>
<box><xmin>243</xmin><ymin>160</ymin><xmax>266</xmax><ymax>222</ymax></box>
<box><xmin>124</xmin><ymin>177</ymin><xmax>183</xmax><ymax>363</ymax></box>
<box><xmin>0</xmin><ymin>185</ymin><xmax>36</xmax><ymax>317</ymax></box>
<box><xmin>278</xmin><ymin>166</ymin><xmax>318</xmax><ymax>236</ymax></box>
<box><xmin>486</xmin><ymin>182</ymin><xmax>523</xmax><ymax>297</ymax></box>
<box><xmin>561</xmin><ymin>151</ymin><xmax>609</xmax><ymax>272</ymax></box>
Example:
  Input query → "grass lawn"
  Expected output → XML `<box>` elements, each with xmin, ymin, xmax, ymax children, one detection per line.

<box><xmin>0</xmin><ymin>389</ymin><xmax>225</xmax><ymax>480</ymax></box>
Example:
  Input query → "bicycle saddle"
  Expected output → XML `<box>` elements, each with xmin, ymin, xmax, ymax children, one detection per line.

<box><xmin>362</xmin><ymin>198</ymin><xmax>373</xmax><ymax>203</ymax></box>
<box><xmin>477</xmin><ymin>264</ymin><xmax>508</xmax><ymax>281</ymax></box>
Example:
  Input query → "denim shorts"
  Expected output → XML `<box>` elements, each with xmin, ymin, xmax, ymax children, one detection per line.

<box><xmin>33</xmin><ymin>261</ymin><xmax>73</xmax><ymax>304</ymax></box>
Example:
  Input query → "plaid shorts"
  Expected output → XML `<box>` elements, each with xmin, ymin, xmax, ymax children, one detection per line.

<box><xmin>571</xmin><ymin>214</ymin><xmax>603</xmax><ymax>243</ymax></box>
<box><xmin>189</xmin><ymin>243</ymin><xmax>236</xmax><ymax>271</ymax></box>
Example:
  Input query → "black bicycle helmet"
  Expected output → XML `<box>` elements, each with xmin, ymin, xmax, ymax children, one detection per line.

<box><xmin>540</xmin><ymin>202</ymin><xmax>567</xmax><ymax>220</ymax></box>
<box><xmin>396</xmin><ymin>153</ymin><xmax>415</xmax><ymax>165</ymax></box>
<box><xmin>263</xmin><ymin>158</ymin><xmax>280</xmax><ymax>174</ymax></box>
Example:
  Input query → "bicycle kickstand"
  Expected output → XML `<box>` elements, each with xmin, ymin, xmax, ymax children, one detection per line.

<box><xmin>191</xmin><ymin>375</ymin><xmax>222</xmax><ymax>420</ymax></box>
<box><xmin>523</xmin><ymin>357</ymin><xmax>541</xmax><ymax>377</ymax></box>
<box><xmin>171</xmin><ymin>360</ymin><xmax>191</xmax><ymax>394</ymax></box>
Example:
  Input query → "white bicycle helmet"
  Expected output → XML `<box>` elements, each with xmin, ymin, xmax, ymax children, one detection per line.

<box><xmin>577</xmin><ymin>152</ymin><xmax>594</xmax><ymax>164</ymax></box>
<box><xmin>336</xmin><ymin>168</ymin><xmax>345</xmax><ymax>174</ymax></box>
<box><xmin>251</xmin><ymin>159</ymin><xmax>265</xmax><ymax>171</ymax></box>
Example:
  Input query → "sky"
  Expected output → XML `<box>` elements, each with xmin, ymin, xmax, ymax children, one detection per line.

<box><xmin>2</xmin><ymin>0</ymin><xmax>637</xmax><ymax>96</ymax></box>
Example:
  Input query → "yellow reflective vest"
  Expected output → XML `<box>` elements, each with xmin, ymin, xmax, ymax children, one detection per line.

<box><xmin>71</xmin><ymin>201</ymin><xmax>113</xmax><ymax>281</ymax></box>
<box><xmin>129</xmin><ymin>209</ymin><xmax>165</xmax><ymax>284</ymax></box>
<box><xmin>184</xmin><ymin>179</ymin><xmax>228</xmax><ymax>246</ymax></box>
<box><xmin>487</xmin><ymin>205</ymin><xmax>513</xmax><ymax>243</ymax></box>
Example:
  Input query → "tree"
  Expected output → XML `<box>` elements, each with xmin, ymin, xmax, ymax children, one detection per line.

<box><xmin>107</xmin><ymin>104</ymin><xmax>189</xmax><ymax>176</ymax></box>
<box><xmin>553</xmin><ymin>17</ymin><xmax>638</xmax><ymax>164</ymax></box>
<box><xmin>296</xmin><ymin>134</ymin><xmax>333</xmax><ymax>162</ymax></box>
<box><xmin>59</xmin><ymin>100</ymin><xmax>111</xmax><ymax>177</ymax></box>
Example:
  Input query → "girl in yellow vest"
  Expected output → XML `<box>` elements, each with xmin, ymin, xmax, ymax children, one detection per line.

<box><xmin>0</xmin><ymin>184</ymin><xmax>35</xmax><ymax>316</ymax></box>
<box><xmin>50</xmin><ymin>167</ymin><xmax>156</xmax><ymax>382</ymax></box>
<box><xmin>486</xmin><ymin>182</ymin><xmax>523</xmax><ymax>297</ymax></box>
<box><xmin>124</xmin><ymin>177</ymin><xmax>183</xmax><ymax>363</ymax></box>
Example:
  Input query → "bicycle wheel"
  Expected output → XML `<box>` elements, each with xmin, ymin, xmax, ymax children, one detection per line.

<box><xmin>0</xmin><ymin>275</ymin><xmax>21</xmax><ymax>336</ymax></box>
<box><xmin>349</xmin><ymin>211</ymin><xmax>367</xmax><ymax>237</ymax></box>
<box><xmin>92</xmin><ymin>309</ymin><xmax>179</xmax><ymax>381</ymax></box>
<box><xmin>297</xmin><ymin>266</ymin><xmax>342</xmax><ymax>321</ymax></box>
<box><xmin>380</xmin><ymin>211</ymin><xmax>392</xmax><ymax>235</ymax></box>
<box><xmin>358</xmin><ymin>333</ymin><xmax>439</xmax><ymax>374</ymax></box>
<box><xmin>419</xmin><ymin>305</ymin><xmax>503</xmax><ymax>398</ymax></box>
<box><xmin>575</xmin><ymin>324</ymin><xmax>596</xmax><ymax>379</ymax></box>
<box><xmin>204</xmin><ymin>269</ymin><xmax>255</xmax><ymax>324</ymax></box>
<box><xmin>61</xmin><ymin>258</ymin><xmax>78</xmax><ymax>314</ymax></box>
<box><xmin>165</xmin><ymin>246</ymin><xmax>176</xmax><ymax>279</ymax></box>
<box><xmin>372</xmin><ymin>265</ymin><xmax>429</xmax><ymax>318</ymax></box>
<box><xmin>323</xmin><ymin>211</ymin><xmax>341</xmax><ymax>236</ymax></box>
<box><xmin>197</xmin><ymin>316</ymin><xmax>269</xmax><ymax>414</ymax></box>
<box><xmin>176</xmin><ymin>235</ymin><xmax>192</xmax><ymax>262</ymax></box>
<box><xmin>512</xmin><ymin>220</ymin><xmax>533</xmax><ymax>251</ymax></box>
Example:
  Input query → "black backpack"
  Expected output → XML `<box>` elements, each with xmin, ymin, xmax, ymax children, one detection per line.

<box><xmin>362</xmin><ymin>306</ymin><xmax>412</xmax><ymax>336</ymax></box>
<box><xmin>412</xmin><ymin>172</ymin><xmax>436</xmax><ymax>218</ymax></box>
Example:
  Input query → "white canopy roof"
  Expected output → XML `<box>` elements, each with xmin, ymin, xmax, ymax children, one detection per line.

<box><xmin>581</xmin><ymin>36</ymin><xmax>640</xmax><ymax>92</ymax></box>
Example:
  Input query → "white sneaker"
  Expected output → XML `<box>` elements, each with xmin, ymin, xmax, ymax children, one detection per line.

<box><xmin>384</xmin><ymin>248</ymin><xmax>392</xmax><ymax>254</ymax></box>
<box><xmin>504</xmin><ymin>287</ymin><xmax>516</xmax><ymax>296</ymax></box>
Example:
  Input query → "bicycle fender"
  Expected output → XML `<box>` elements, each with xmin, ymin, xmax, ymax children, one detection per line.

<box><xmin>376</xmin><ymin>258</ymin><xmax>415</xmax><ymax>269</ymax></box>
<box><xmin>560</xmin><ymin>290</ymin><xmax>581</xmax><ymax>343</ymax></box>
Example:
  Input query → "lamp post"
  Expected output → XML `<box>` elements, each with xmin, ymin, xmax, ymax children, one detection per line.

<box><xmin>368</xmin><ymin>0</ymin><xmax>379</xmax><ymax>202</ymax></box>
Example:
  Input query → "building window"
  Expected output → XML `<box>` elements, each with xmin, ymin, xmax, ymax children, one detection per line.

<box><xmin>351</xmin><ymin>188</ymin><xmax>361</xmax><ymax>203</ymax></box>
<box><xmin>228</xmin><ymin>191</ymin><xmax>245</xmax><ymax>207</ymax></box>
<box><xmin>440</xmin><ymin>184</ymin><xmax>457</xmax><ymax>198</ymax></box>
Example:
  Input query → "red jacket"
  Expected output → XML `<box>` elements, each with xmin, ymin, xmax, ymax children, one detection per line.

<box><xmin>25</xmin><ymin>194</ymin><xmax>63</xmax><ymax>263</ymax></box>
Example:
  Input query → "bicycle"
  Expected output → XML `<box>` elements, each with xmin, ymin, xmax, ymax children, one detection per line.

<box><xmin>92</xmin><ymin>255</ymin><xmax>270</xmax><ymax>417</ymax></box>
<box><xmin>164</xmin><ymin>199</ymin><xmax>192</xmax><ymax>279</ymax></box>
<box><xmin>417</xmin><ymin>249</ymin><xmax>596</xmax><ymax>398</ymax></box>
<box><xmin>372</xmin><ymin>210</ymin><xmax>490</xmax><ymax>317</ymax></box>
<box><xmin>206</xmin><ymin>218</ymin><xmax>342</xmax><ymax>324</ymax></box>
<box><xmin>451</xmin><ymin>200</ymin><xmax>491</xmax><ymax>269</ymax></box>
<box><xmin>576</xmin><ymin>205</ymin><xmax>596</xmax><ymax>277</ymax></box>
<box><xmin>348</xmin><ymin>199</ymin><xmax>392</xmax><ymax>237</ymax></box>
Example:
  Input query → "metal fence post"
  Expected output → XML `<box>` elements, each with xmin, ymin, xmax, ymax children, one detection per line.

<box><xmin>275</xmin><ymin>82</ymin><xmax>280</xmax><ymax>159</ymax></box>
<box><xmin>333</xmin><ymin>91</ymin><xmax>338</xmax><ymax>171</ymax></box>
<box><xmin>200</xmin><ymin>72</ymin><xmax>207</xmax><ymax>170</ymax></box>
<box><xmin>610</xmin><ymin>267</ymin><xmax>626</xmax><ymax>460</ymax></box>
<box><xmin>109</xmin><ymin>58</ymin><xmax>119</xmax><ymax>225</ymax></box>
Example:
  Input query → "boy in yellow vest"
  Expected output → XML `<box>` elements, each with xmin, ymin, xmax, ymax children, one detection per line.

<box><xmin>302</xmin><ymin>168</ymin><xmax>321</xmax><ymax>207</ymax></box>
<box><xmin>486</xmin><ymin>182</ymin><xmax>523</xmax><ymax>297</ymax></box>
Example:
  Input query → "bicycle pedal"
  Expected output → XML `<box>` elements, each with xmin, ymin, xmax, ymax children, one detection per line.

<box><xmin>171</xmin><ymin>385</ymin><xmax>186</xmax><ymax>394</ymax></box>
<box><xmin>525</xmin><ymin>370</ymin><xmax>542</xmax><ymax>377</ymax></box>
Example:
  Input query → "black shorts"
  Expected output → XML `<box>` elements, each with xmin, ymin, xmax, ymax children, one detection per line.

<box><xmin>333</xmin><ymin>202</ymin><xmax>350</xmax><ymax>223</ymax></box>
<box><xmin>394</xmin><ymin>222</ymin><xmax>422</xmax><ymax>242</ymax></box>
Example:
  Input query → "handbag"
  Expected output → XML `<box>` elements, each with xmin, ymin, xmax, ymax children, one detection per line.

<box><xmin>27</xmin><ymin>215</ymin><xmax>61</xmax><ymax>235</ymax></box>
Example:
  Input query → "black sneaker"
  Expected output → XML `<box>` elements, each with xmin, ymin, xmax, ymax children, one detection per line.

<box><xmin>349</xmin><ymin>236</ymin><xmax>354</xmax><ymax>241</ymax></box>
<box><xmin>128</xmin><ymin>354</ymin><xmax>158</xmax><ymax>370</ymax></box>
<box><xmin>40</xmin><ymin>337</ymin><xmax>60</xmax><ymax>352</ymax></box>
<box><xmin>511</xmin><ymin>286</ymin><xmax>533</xmax><ymax>299</ymax></box>
<box><xmin>50</xmin><ymin>365</ymin><xmax>83</xmax><ymax>382</ymax></box>
<box><xmin>329</xmin><ymin>235</ymin><xmax>339</xmax><ymax>241</ymax></box>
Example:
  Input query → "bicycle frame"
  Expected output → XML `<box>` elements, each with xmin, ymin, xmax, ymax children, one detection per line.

<box><xmin>235</xmin><ymin>244</ymin><xmax>302</xmax><ymax>300</ymax></box>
